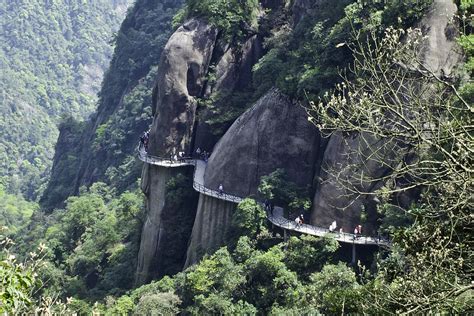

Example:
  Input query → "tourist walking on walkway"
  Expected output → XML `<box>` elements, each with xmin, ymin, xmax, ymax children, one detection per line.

<box><xmin>139</xmin><ymin>130</ymin><xmax>150</xmax><ymax>152</ymax></box>
<box><xmin>196</xmin><ymin>147</ymin><xmax>201</xmax><ymax>158</ymax></box>
<box><xmin>218</xmin><ymin>184</ymin><xmax>224</xmax><ymax>195</ymax></box>
<box><xmin>295</xmin><ymin>215</ymin><xmax>302</xmax><ymax>227</ymax></box>
<box><xmin>144</xmin><ymin>130</ymin><xmax>150</xmax><ymax>151</ymax></box>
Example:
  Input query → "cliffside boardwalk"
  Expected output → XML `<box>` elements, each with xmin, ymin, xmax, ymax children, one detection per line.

<box><xmin>138</xmin><ymin>146</ymin><xmax>390</xmax><ymax>249</ymax></box>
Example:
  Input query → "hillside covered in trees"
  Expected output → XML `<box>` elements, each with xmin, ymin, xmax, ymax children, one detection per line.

<box><xmin>1</xmin><ymin>0</ymin><xmax>473</xmax><ymax>314</ymax></box>
<box><xmin>0</xmin><ymin>0</ymin><xmax>132</xmax><ymax>198</ymax></box>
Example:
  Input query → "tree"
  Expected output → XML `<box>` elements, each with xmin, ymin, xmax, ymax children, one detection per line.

<box><xmin>230</xmin><ymin>198</ymin><xmax>266</xmax><ymax>241</ymax></box>
<box><xmin>134</xmin><ymin>292</ymin><xmax>181</xmax><ymax>315</ymax></box>
<box><xmin>0</xmin><ymin>228</ymin><xmax>70</xmax><ymax>314</ymax></box>
<box><xmin>305</xmin><ymin>263</ymin><xmax>361</xmax><ymax>314</ymax></box>
<box><xmin>285</xmin><ymin>235</ymin><xmax>339</xmax><ymax>278</ymax></box>
<box><xmin>307</xmin><ymin>25</ymin><xmax>473</xmax><ymax>313</ymax></box>
<box><xmin>258</xmin><ymin>170</ymin><xmax>311</xmax><ymax>211</ymax></box>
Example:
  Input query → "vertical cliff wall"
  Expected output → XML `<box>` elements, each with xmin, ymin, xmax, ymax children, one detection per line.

<box><xmin>136</xmin><ymin>164</ymin><xmax>198</xmax><ymax>284</ymax></box>
<box><xmin>204</xmin><ymin>89</ymin><xmax>320</xmax><ymax>198</ymax></box>
<box><xmin>184</xmin><ymin>194</ymin><xmax>236</xmax><ymax>267</ymax></box>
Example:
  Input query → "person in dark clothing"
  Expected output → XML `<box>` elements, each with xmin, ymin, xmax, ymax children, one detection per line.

<box><xmin>139</xmin><ymin>134</ymin><xmax>145</xmax><ymax>149</ymax></box>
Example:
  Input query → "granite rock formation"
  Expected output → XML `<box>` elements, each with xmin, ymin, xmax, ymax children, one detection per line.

<box><xmin>204</xmin><ymin>89</ymin><xmax>320</xmax><ymax>198</ymax></box>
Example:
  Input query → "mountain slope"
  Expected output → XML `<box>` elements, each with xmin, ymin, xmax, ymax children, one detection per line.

<box><xmin>0</xmin><ymin>0</ymin><xmax>132</xmax><ymax>198</ymax></box>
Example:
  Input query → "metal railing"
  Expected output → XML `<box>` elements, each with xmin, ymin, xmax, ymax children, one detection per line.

<box><xmin>137</xmin><ymin>145</ymin><xmax>195</xmax><ymax>167</ymax></box>
<box><xmin>192</xmin><ymin>181</ymin><xmax>244</xmax><ymax>204</ymax></box>
<box><xmin>137</xmin><ymin>144</ymin><xmax>391</xmax><ymax>247</ymax></box>
<box><xmin>266</xmin><ymin>209</ymin><xmax>390</xmax><ymax>246</ymax></box>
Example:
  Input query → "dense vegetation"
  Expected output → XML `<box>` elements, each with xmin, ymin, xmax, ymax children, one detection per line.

<box><xmin>40</xmin><ymin>0</ymin><xmax>185</xmax><ymax>210</ymax></box>
<box><xmin>174</xmin><ymin>0</ymin><xmax>259</xmax><ymax>41</ymax></box>
<box><xmin>253</xmin><ymin>0</ymin><xmax>433</xmax><ymax>99</ymax></box>
<box><xmin>14</xmin><ymin>184</ymin><xmax>145</xmax><ymax>302</ymax></box>
<box><xmin>2</xmin><ymin>0</ymin><xmax>472</xmax><ymax>314</ymax></box>
<box><xmin>0</xmin><ymin>0</ymin><xmax>132</xmax><ymax>198</ymax></box>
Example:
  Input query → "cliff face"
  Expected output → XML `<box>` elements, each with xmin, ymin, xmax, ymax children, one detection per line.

<box><xmin>148</xmin><ymin>19</ymin><xmax>218</xmax><ymax>156</ymax></box>
<box><xmin>310</xmin><ymin>0</ymin><xmax>461</xmax><ymax>233</ymax></box>
<box><xmin>183</xmin><ymin>89</ymin><xmax>320</xmax><ymax>266</ymax></box>
<box><xmin>136</xmin><ymin>164</ymin><xmax>198</xmax><ymax>284</ymax></box>
<box><xmin>204</xmin><ymin>89</ymin><xmax>319</xmax><ymax>198</ymax></box>
<box><xmin>137</xmin><ymin>15</ymin><xmax>264</xmax><ymax>281</ymax></box>
<box><xmin>184</xmin><ymin>194</ymin><xmax>236</xmax><ymax>267</ymax></box>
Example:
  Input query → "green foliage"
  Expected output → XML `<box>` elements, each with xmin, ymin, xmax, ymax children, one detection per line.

<box><xmin>305</xmin><ymin>263</ymin><xmax>361</xmax><ymax>314</ymax></box>
<box><xmin>258</xmin><ymin>169</ymin><xmax>311</xmax><ymax>211</ymax></box>
<box><xmin>232</xmin><ymin>236</ymin><xmax>256</xmax><ymax>264</ymax></box>
<box><xmin>458</xmin><ymin>34</ymin><xmax>473</xmax><ymax>75</ymax></box>
<box><xmin>307</xmin><ymin>11</ymin><xmax>472</xmax><ymax>313</ymax></box>
<box><xmin>134</xmin><ymin>292</ymin><xmax>181</xmax><ymax>315</ymax></box>
<box><xmin>285</xmin><ymin>236</ymin><xmax>339</xmax><ymax>278</ymax></box>
<box><xmin>0</xmin><ymin>0</ymin><xmax>131</xmax><ymax>198</ymax></box>
<box><xmin>42</xmin><ymin>0</ymin><xmax>184</xmax><ymax>208</ymax></box>
<box><xmin>0</xmin><ymin>228</ymin><xmax>70</xmax><ymax>314</ymax></box>
<box><xmin>243</xmin><ymin>246</ymin><xmax>302</xmax><ymax>312</ymax></box>
<box><xmin>253</xmin><ymin>0</ymin><xmax>433</xmax><ymax>99</ymax></box>
<box><xmin>230</xmin><ymin>198</ymin><xmax>266</xmax><ymax>241</ymax></box>
<box><xmin>378</xmin><ymin>203</ymin><xmax>414</xmax><ymax>235</ymax></box>
<box><xmin>12</xmin><ymin>182</ymin><xmax>145</xmax><ymax>303</ymax></box>
<box><xmin>180</xmin><ymin>0</ymin><xmax>259</xmax><ymax>41</ymax></box>
<box><xmin>181</xmin><ymin>249</ymin><xmax>245</xmax><ymax>303</ymax></box>
<box><xmin>130</xmin><ymin>276</ymin><xmax>176</xmax><ymax>302</ymax></box>
<box><xmin>108</xmin><ymin>233</ymin><xmax>369</xmax><ymax>314</ymax></box>
<box><xmin>39</xmin><ymin>116</ymin><xmax>85</xmax><ymax>211</ymax></box>
<box><xmin>0</xmin><ymin>185</ymin><xmax>37</xmax><ymax>234</ymax></box>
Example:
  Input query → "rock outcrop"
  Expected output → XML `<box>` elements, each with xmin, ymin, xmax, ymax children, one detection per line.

<box><xmin>149</xmin><ymin>19</ymin><xmax>218</xmax><ymax>157</ymax></box>
<box><xmin>204</xmin><ymin>89</ymin><xmax>320</xmax><ymax>198</ymax></box>
<box><xmin>137</xmin><ymin>17</ymin><xmax>263</xmax><ymax>281</ymax></box>
<box><xmin>310</xmin><ymin>0</ymin><xmax>461</xmax><ymax>234</ymax></box>
<box><xmin>136</xmin><ymin>164</ymin><xmax>198</xmax><ymax>284</ymax></box>
<box><xmin>185</xmin><ymin>89</ymin><xmax>320</xmax><ymax>265</ymax></box>
<box><xmin>193</xmin><ymin>34</ymin><xmax>263</xmax><ymax>151</ymax></box>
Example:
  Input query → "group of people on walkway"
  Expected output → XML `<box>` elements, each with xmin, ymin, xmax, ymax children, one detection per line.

<box><xmin>138</xmin><ymin>134</ymin><xmax>378</xmax><ymax>242</ymax></box>
<box><xmin>354</xmin><ymin>224</ymin><xmax>362</xmax><ymax>235</ymax></box>
<box><xmin>170</xmin><ymin>150</ymin><xmax>187</xmax><ymax>163</ymax></box>
<box><xmin>328</xmin><ymin>221</ymin><xmax>363</xmax><ymax>237</ymax></box>
<box><xmin>195</xmin><ymin>147</ymin><xmax>210</xmax><ymax>162</ymax></box>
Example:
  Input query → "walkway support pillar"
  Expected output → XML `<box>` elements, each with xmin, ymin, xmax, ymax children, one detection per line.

<box><xmin>284</xmin><ymin>229</ymin><xmax>288</xmax><ymax>242</ymax></box>
<box><xmin>352</xmin><ymin>243</ymin><xmax>356</xmax><ymax>264</ymax></box>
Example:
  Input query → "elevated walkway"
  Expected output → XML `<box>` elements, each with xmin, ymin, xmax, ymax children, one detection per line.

<box><xmin>138</xmin><ymin>147</ymin><xmax>390</xmax><ymax>247</ymax></box>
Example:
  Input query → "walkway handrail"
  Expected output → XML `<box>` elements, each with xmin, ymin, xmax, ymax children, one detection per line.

<box><xmin>266</xmin><ymin>209</ymin><xmax>390</xmax><ymax>246</ymax></box>
<box><xmin>193</xmin><ymin>181</ymin><xmax>244</xmax><ymax>204</ymax></box>
<box><xmin>137</xmin><ymin>145</ymin><xmax>390</xmax><ymax>247</ymax></box>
